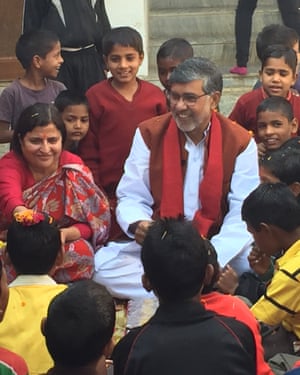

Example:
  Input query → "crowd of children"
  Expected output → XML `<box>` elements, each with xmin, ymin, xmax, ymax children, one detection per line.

<box><xmin>1</xmin><ymin>8</ymin><xmax>300</xmax><ymax>375</ymax></box>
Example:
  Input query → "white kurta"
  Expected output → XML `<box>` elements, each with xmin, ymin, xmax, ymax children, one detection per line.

<box><xmin>93</xmin><ymin>127</ymin><xmax>260</xmax><ymax>299</ymax></box>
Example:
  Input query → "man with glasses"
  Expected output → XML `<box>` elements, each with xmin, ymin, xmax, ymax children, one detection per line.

<box><xmin>93</xmin><ymin>57</ymin><xmax>260</xmax><ymax>302</ymax></box>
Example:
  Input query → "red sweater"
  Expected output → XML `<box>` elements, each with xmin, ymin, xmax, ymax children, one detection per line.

<box><xmin>79</xmin><ymin>78</ymin><xmax>168</xmax><ymax>197</ymax></box>
<box><xmin>201</xmin><ymin>292</ymin><xmax>273</xmax><ymax>375</ymax></box>
<box><xmin>229</xmin><ymin>87</ymin><xmax>300</xmax><ymax>141</ymax></box>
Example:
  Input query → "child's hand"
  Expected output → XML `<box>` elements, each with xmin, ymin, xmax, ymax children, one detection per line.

<box><xmin>248</xmin><ymin>244</ymin><xmax>271</xmax><ymax>275</ymax></box>
<box><xmin>134</xmin><ymin>220</ymin><xmax>153</xmax><ymax>245</ymax></box>
<box><xmin>257</xmin><ymin>142</ymin><xmax>267</xmax><ymax>158</ymax></box>
<box><xmin>217</xmin><ymin>265</ymin><xmax>239</xmax><ymax>295</ymax></box>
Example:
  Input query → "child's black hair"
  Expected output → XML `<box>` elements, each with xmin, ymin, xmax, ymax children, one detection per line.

<box><xmin>6</xmin><ymin>213</ymin><xmax>61</xmax><ymax>274</ymax></box>
<box><xmin>242</xmin><ymin>182</ymin><xmax>300</xmax><ymax>232</ymax></box>
<box><xmin>256</xmin><ymin>96</ymin><xmax>294</xmax><ymax>122</ymax></box>
<box><xmin>141</xmin><ymin>218</ymin><xmax>208</xmax><ymax>302</ymax></box>
<box><xmin>44</xmin><ymin>280</ymin><xmax>115</xmax><ymax>367</ymax></box>
<box><xmin>55</xmin><ymin>90</ymin><xmax>89</xmax><ymax>113</ymax></box>
<box><xmin>256</xmin><ymin>24</ymin><xmax>299</xmax><ymax>62</ymax></box>
<box><xmin>261</xmin><ymin>44</ymin><xmax>297</xmax><ymax>74</ymax></box>
<box><xmin>102</xmin><ymin>26</ymin><xmax>143</xmax><ymax>56</ymax></box>
<box><xmin>15</xmin><ymin>29</ymin><xmax>60</xmax><ymax>70</ymax></box>
<box><xmin>156</xmin><ymin>38</ymin><xmax>193</xmax><ymax>61</ymax></box>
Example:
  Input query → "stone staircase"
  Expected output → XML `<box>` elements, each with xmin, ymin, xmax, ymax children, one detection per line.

<box><xmin>147</xmin><ymin>0</ymin><xmax>282</xmax><ymax>115</ymax></box>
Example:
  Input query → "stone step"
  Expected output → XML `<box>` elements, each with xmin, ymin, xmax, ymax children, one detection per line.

<box><xmin>148</xmin><ymin>7</ymin><xmax>281</xmax><ymax>71</ymax></box>
<box><xmin>149</xmin><ymin>0</ymin><xmax>278</xmax><ymax>11</ymax></box>
<box><xmin>147</xmin><ymin>0</ymin><xmax>279</xmax><ymax>116</ymax></box>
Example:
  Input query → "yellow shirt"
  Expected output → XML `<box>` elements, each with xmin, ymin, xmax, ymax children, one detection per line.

<box><xmin>0</xmin><ymin>275</ymin><xmax>67</xmax><ymax>375</ymax></box>
<box><xmin>251</xmin><ymin>239</ymin><xmax>300</xmax><ymax>337</ymax></box>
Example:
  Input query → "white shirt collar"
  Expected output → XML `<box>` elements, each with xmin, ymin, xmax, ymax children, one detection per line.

<box><xmin>9</xmin><ymin>274</ymin><xmax>57</xmax><ymax>287</ymax></box>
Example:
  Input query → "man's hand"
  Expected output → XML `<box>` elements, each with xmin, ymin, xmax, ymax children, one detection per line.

<box><xmin>134</xmin><ymin>220</ymin><xmax>153</xmax><ymax>245</ymax></box>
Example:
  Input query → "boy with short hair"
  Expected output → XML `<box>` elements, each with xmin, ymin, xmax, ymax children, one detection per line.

<box><xmin>242</xmin><ymin>183</ymin><xmax>300</xmax><ymax>357</ymax></box>
<box><xmin>229</xmin><ymin>44</ymin><xmax>300</xmax><ymax>141</ymax></box>
<box><xmin>0</xmin><ymin>30</ymin><xmax>66</xmax><ymax>143</ymax></box>
<box><xmin>156</xmin><ymin>38</ymin><xmax>194</xmax><ymax>91</ymax></box>
<box><xmin>78</xmin><ymin>26</ymin><xmax>167</xmax><ymax>240</ymax></box>
<box><xmin>55</xmin><ymin>89</ymin><xmax>89</xmax><ymax>153</ymax></box>
<box><xmin>112</xmin><ymin>218</ymin><xmax>257</xmax><ymax>375</ymax></box>
<box><xmin>42</xmin><ymin>280</ymin><xmax>115</xmax><ymax>375</ymax></box>
<box><xmin>256</xmin><ymin>96</ymin><xmax>298</xmax><ymax>157</ymax></box>
<box><xmin>0</xmin><ymin>210</ymin><xmax>67</xmax><ymax>375</ymax></box>
<box><xmin>0</xmin><ymin>29</ymin><xmax>65</xmax><ymax>143</ymax></box>
<box><xmin>254</xmin><ymin>23</ymin><xmax>300</xmax><ymax>92</ymax></box>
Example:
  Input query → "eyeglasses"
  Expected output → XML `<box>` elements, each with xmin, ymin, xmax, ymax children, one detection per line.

<box><xmin>167</xmin><ymin>91</ymin><xmax>208</xmax><ymax>106</ymax></box>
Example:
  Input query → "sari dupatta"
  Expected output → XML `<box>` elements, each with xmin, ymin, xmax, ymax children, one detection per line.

<box><xmin>23</xmin><ymin>163</ymin><xmax>110</xmax><ymax>250</ymax></box>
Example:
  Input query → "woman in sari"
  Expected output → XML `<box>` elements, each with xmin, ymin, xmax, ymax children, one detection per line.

<box><xmin>0</xmin><ymin>102</ymin><xmax>110</xmax><ymax>283</ymax></box>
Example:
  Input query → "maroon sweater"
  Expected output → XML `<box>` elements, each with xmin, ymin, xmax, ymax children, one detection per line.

<box><xmin>229</xmin><ymin>87</ymin><xmax>300</xmax><ymax>141</ymax></box>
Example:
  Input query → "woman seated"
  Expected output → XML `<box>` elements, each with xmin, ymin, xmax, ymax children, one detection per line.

<box><xmin>0</xmin><ymin>103</ymin><xmax>110</xmax><ymax>283</ymax></box>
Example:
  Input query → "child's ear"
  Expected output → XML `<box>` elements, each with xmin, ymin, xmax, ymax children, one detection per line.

<box><xmin>259</xmin><ymin>222</ymin><xmax>272</xmax><ymax>234</ymax></box>
<box><xmin>139</xmin><ymin>52</ymin><xmax>144</xmax><ymax>64</ymax></box>
<box><xmin>32</xmin><ymin>54</ymin><xmax>42</xmax><ymax>69</ymax></box>
<box><xmin>103</xmin><ymin>338</ymin><xmax>114</xmax><ymax>358</ymax></box>
<box><xmin>40</xmin><ymin>317</ymin><xmax>47</xmax><ymax>337</ymax></box>
<box><xmin>203</xmin><ymin>264</ymin><xmax>215</xmax><ymax>286</ymax></box>
<box><xmin>103</xmin><ymin>55</ymin><xmax>109</xmax><ymax>71</ymax></box>
<box><xmin>291</xmin><ymin>117</ymin><xmax>298</xmax><ymax>134</ymax></box>
<box><xmin>259</xmin><ymin>69</ymin><xmax>262</xmax><ymax>82</ymax></box>
<box><xmin>289</xmin><ymin>181</ymin><xmax>300</xmax><ymax>198</ymax></box>
<box><xmin>49</xmin><ymin>247</ymin><xmax>64</xmax><ymax>276</ymax></box>
<box><xmin>55</xmin><ymin>247</ymin><xmax>64</xmax><ymax>267</ymax></box>
<box><xmin>3</xmin><ymin>249</ymin><xmax>11</xmax><ymax>267</ymax></box>
<box><xmin>142</xmin><ymin>273</ymin><xmax>152</xmax><ymax>292</ymax></box>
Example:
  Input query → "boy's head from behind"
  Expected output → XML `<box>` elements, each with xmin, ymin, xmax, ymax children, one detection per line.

<box><xmin>55</xmin><ymin>90</ymin><xmax>89</xmax><ymax>146</ymax></box>
<box><xmin>156</xmin><ymin>38</ymin><xmax>194</xmax><ymax>90</ymax></box>
<box><xmin>6</xmin><ymin>211</ymin><xmax>62</xmax><ymax>275</ymax></box>
<box><xmin>260</xmin><ymin>145</ymin><xmax>300</xmax><ymax>201</ymax></box>
<box><xmin>141</xmin><ymin>218</ymin><xmax>208</xmax><ymax>302</ymax></box>
<box><xmin>102</xmin><ymin>26</ymin><xmax>144</xmax><ymax>86</ymax></box>
<box><xmin>260</xmin><ymin>44</ymin><xmax>297</xmax><ymax>97</ymax></box>
<box><xmin>256</xmin><ymin>24</ymin><xmax>299</xmax><ymax>62</ymax></box>
<box><xmin>42</xmin><ymin>280</ymin><xmax>115</xmax><ymax>368</ymax></box>
<box><xmin>256</xmin><ymin>96</ymin><xmax>298</xmax><ymax>151</ymax></box>
<box><xmin>16</xmin><ymin>29</ymin><xmax>61</xmax><ymax>72</ymax></box>
<box><xmin>242</xmin><ymin>182</ymin><xmax>300</xmax><ymax>255</ymax></box>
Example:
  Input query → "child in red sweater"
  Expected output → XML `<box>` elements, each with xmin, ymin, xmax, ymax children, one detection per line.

<box><xmin>79</xmin><ymin>26</ymin><xmax>167</xmax><ymax>240</ymax></box>
<box><xmin>229</xmin><ymin>44</ymin><xmax>300</xmax><ymax>142</ymax></box>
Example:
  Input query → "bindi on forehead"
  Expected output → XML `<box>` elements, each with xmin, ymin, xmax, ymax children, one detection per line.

<box><xmin>36</xmin><ymin>133</ymin><xmax>49</xmax><ymax>140</ymax></box>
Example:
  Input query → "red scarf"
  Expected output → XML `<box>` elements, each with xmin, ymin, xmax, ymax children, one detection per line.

<box><xmin>160</xmin><ymin>111</ymin><xmax>223</xmax><ymax>237</ymax></box>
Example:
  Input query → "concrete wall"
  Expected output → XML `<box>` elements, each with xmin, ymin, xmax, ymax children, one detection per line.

<box><xmin>105</xmin><ymin>0</ymin><xmax>149</xmax><ymax>77</ymax></box>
